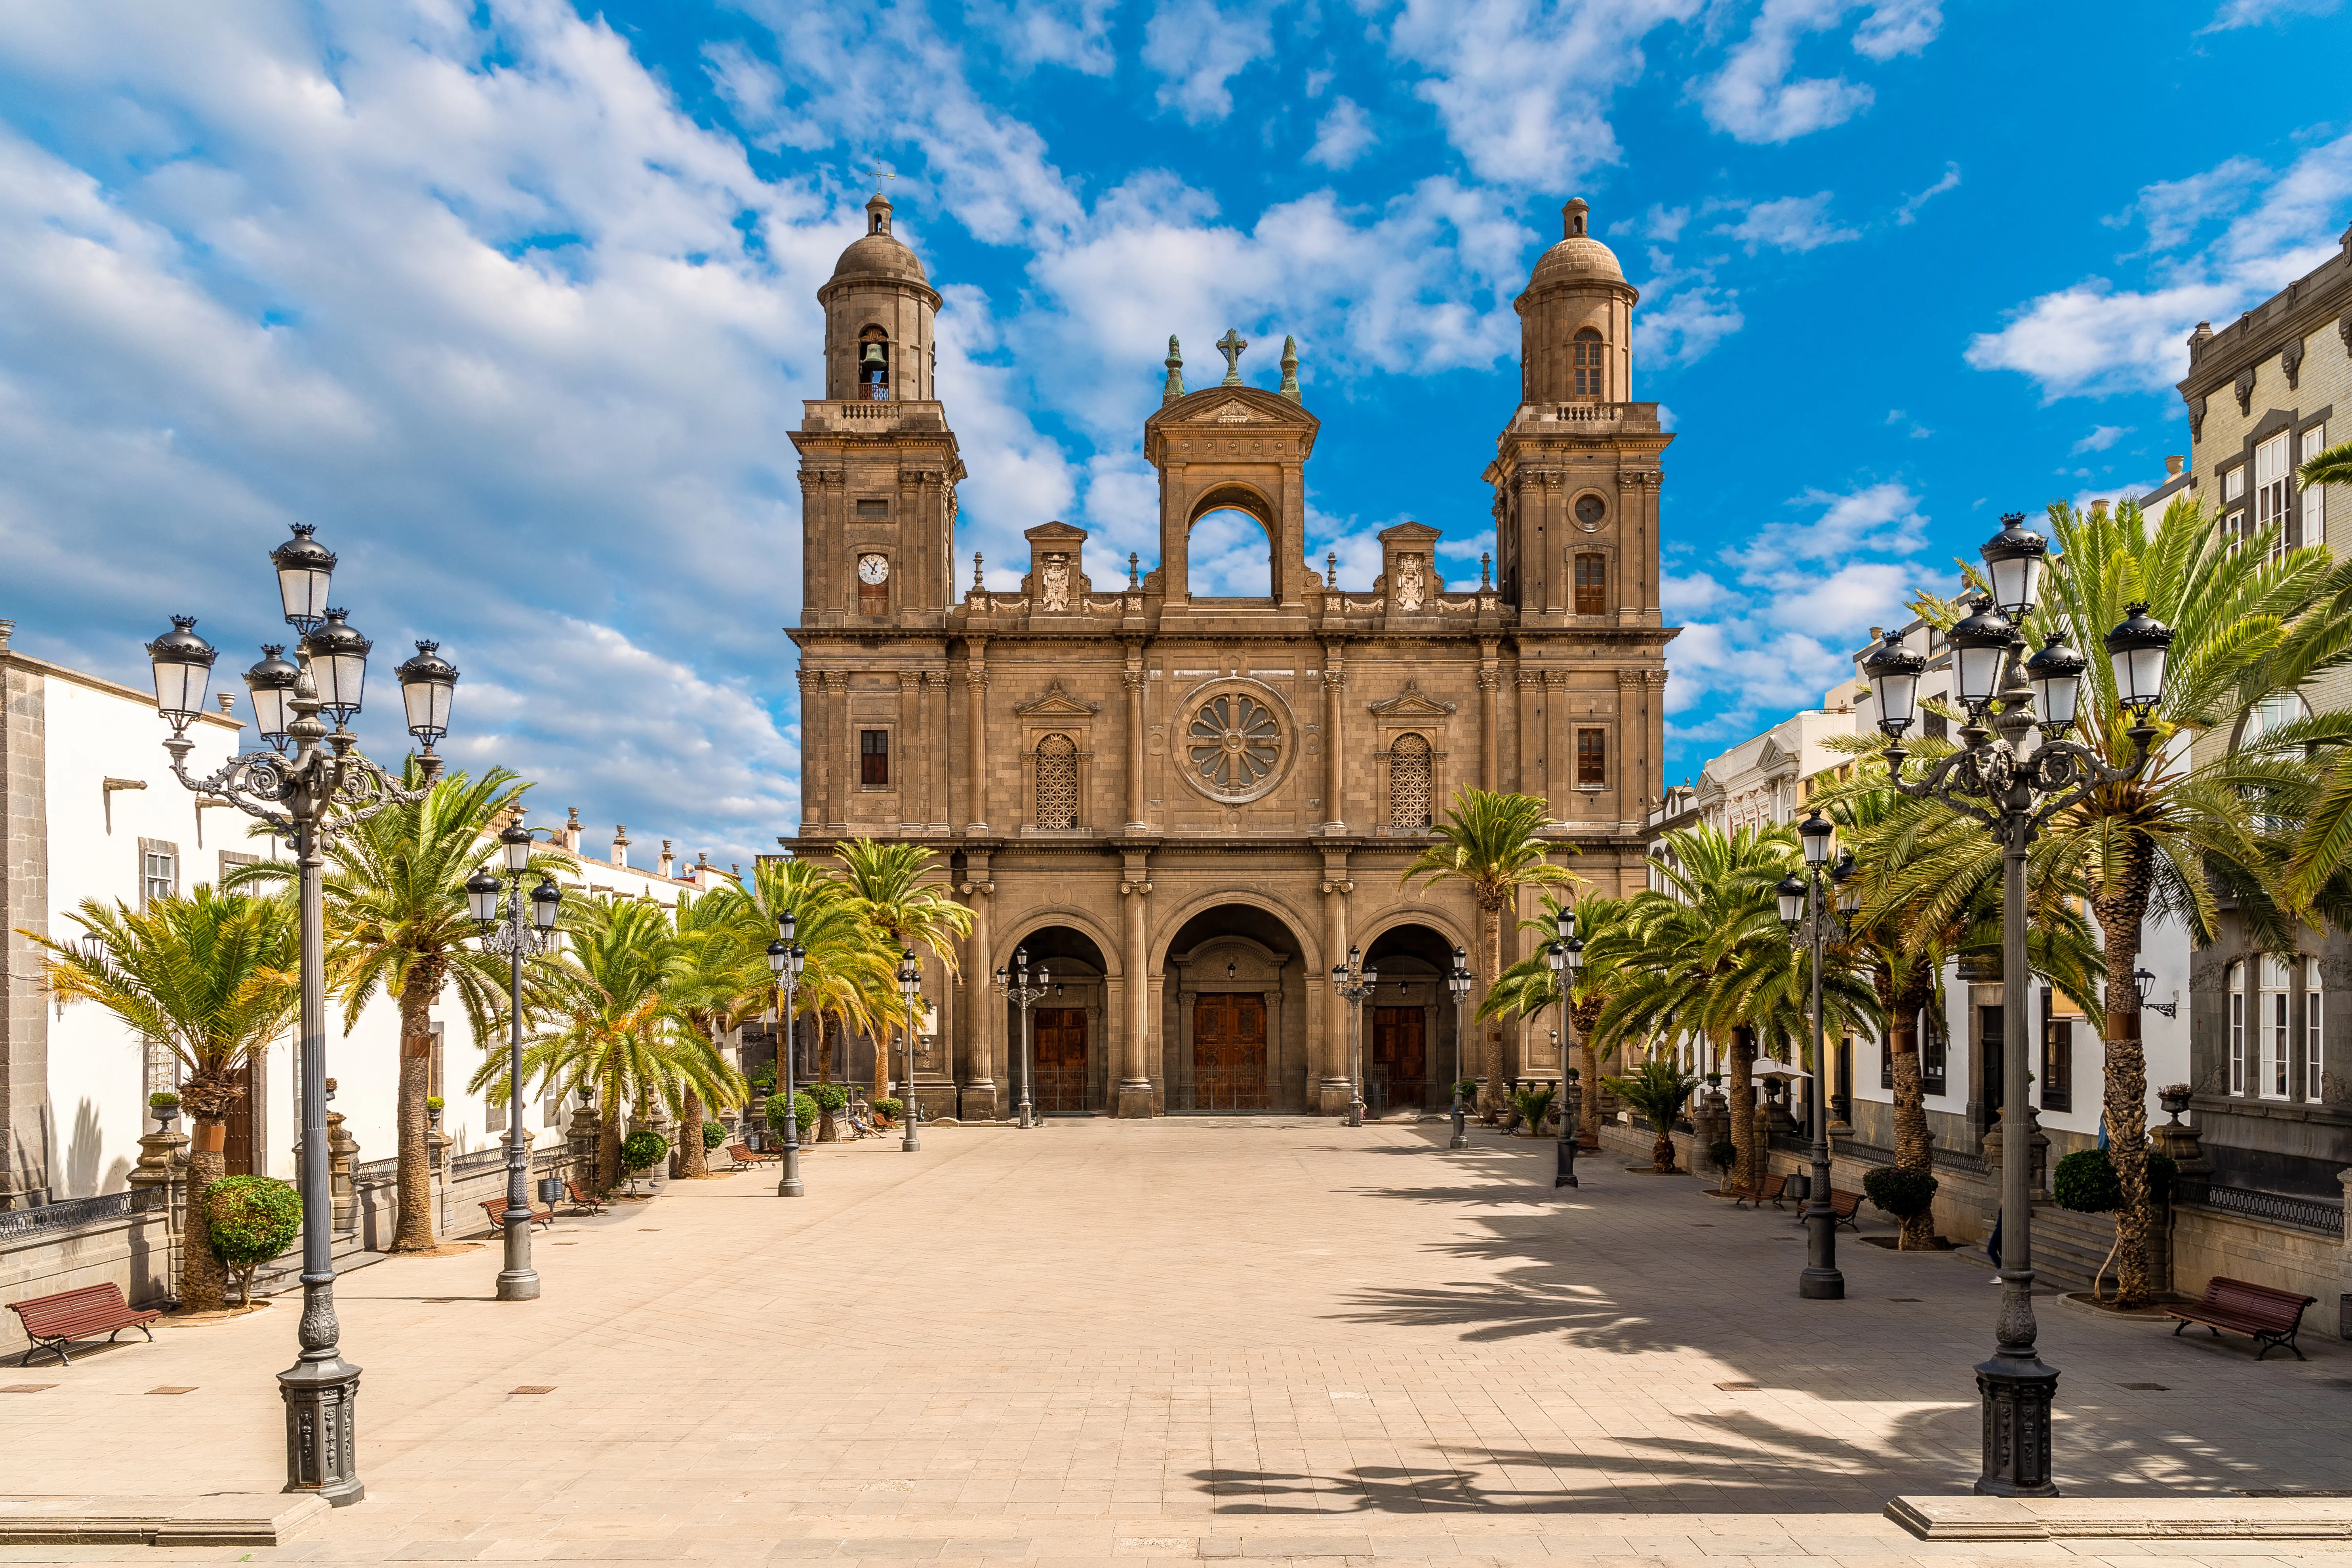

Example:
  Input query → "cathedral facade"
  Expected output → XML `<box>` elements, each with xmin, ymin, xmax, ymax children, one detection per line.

<box><xmin>782</xmin><ymin>192</ymin><xmax>1676</xmax><ymax>1120</ymax></box>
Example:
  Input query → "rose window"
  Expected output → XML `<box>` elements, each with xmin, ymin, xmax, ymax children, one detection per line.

<box><xmin>1188</xmin><ymin>694</ymin><xmax>1281</xmax><ymax>797</ymax></box>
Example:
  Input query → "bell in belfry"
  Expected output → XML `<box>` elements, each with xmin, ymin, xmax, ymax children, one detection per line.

<box><xmin>861</xmin><ymin>341</ymin><xmax>886</xmax><ymax>373</ymax></box>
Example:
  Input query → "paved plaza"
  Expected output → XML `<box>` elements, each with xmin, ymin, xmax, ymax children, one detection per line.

<box><xmin>4</xmin><ymin>1121</ymin><xmax>2350</xmax><ymax>1567</ymax></box>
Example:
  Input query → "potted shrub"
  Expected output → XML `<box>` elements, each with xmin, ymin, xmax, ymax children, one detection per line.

<box><xmin>701</xmin><ymin>1120</ymin><xmax>726</xmax><ymax>1152</ymax></box>
<box><xmin>872</xmin><ymin>1096</ymin><xmax>904</xmax><ymax>1127</ymax></box>
<box><xmin>619</xmin><ymin>1129</ymin><xmax>670</xmax><ymax>1193</ymax></box>
<box><xmin>424</xmin><ymin>1095</ymin><xmax>444</xmax><ymax>1131</ymax></box>
<box><xmin>204</xmin><ymin>1175</ymin><xmax>303</xmax><ymax>1307</ymax></box>
<box><xmin>1601</xmin><ymin>1057</ymin><xmax>1701</xmax><ymax>1173</ymax></box>
<box><xmin>148</xmin><ymin>1090</ymin><xmax>181</xmax><ymax>1129</ymax></box>
<box><xmin>1707</xmin><ymin>1139</ymin><xmax>1737</xmax><ymax>1188</ymax></box>
<box><xmin>1861</xmin><ymin>1166</ymin><xmax>1939</xmax><ymax>1249</ymax></box>
<box><xmin>2157</xmin><ymin>1083</ymin><xmax>2192</xmax><ymax>1122</ymax></box>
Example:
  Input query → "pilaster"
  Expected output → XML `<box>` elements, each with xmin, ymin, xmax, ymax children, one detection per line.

<box><xmin>1319</xmin><ymin>854</ymin><xmax>1356</xmax><ymax>1115</ymax></box>
<box><xmin>0</xmin><ymin>652</ymin><xmax>48</xmax><ymax>1209</ymax></box>
<box><xmin>1116</xmin><ymin>851</ymin><xmax>1154</xmax><ymax>1117</ymax></box>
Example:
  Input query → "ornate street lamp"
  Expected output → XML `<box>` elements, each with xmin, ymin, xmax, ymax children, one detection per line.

<box><xmin>896</xmin><ymin>949</ymin><xmax>923</xmax><ymax>1152</ymax></box>
<box><xmin>145</xmin><ymin>523</ymin><xmax>460</xmax><ymax>1507</ymax></box>
<box><xmin>994</xmin><ymin>949</ymin><xmax>1049</xmax><ymax>1129</ymax></box>
<box><xmin>1446</xmin><ymin>946</ymin><xmax>1472</xmax><ymax>1150</ymax></box>
<box><xmin>1784</xmin><ymin>808</ymin><xmax>1844</xmax><ymax>1302</ymax></box>
<box><xmin>1329</xmin><ymin>945</ymin><xmax>1375</xmax><ymax>1128</ymax></box>
<box><xmin>1547</xmin><ymin>923</ymin><xmax>1584</xmax><ymax>1189</ymax></box>
<box><xmin>765</xmin><ymin>911</ymin><xmax>807</xmax><ymax>1196</ymax></box>
<box><xmin>468</xmin><ymin>814</ymin><xmax>561</xmax><ymax>1302</ymax></box>
<box><xmin>1862</xmin><ymin>515</ymin><xmax>2174</xmax><ymax>1499</ymax></box>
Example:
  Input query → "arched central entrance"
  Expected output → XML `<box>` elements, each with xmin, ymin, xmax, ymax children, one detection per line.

<box><xmin>1003</xmin><ymin>924</ymin><xmax>1110</xmax><ymax>1116</ymax></box>
<box><xmin>1360</xmin><ymin>923</ymin><xmax>1466</xmax><ymax>1117</ymax></box>
<box><xmin>1161</xmin><ymin>903</ymin><xmax>1309</xmax><ymax>1113</ymax></box>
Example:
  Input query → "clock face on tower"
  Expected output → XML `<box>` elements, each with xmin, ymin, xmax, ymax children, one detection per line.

<box><xmin>857</xmin><ymin>554</ymin><xmax>890</xmax><ymax>585</ymax></box>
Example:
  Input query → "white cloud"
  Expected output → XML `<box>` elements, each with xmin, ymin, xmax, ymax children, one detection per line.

<box><xmin>1714</xmin><ymin>191</ymin><xmax>1861</xmax><ymax>253</ymax></box>
<box><xmin>2199</xmin><ymin>0</ymin><xmax>2340</xmax><ymax>31</ymax></box>
<box><xmin>1851</xmin><ymin>0</ymin><xmax>1943</xmax><ymax>58</ymax></box>
<box><xmin>1967</xmin><ymin>128</ymin><xmax>2352</xmax><ymax>399</ymax></box>
<box><xmin>2112</xmin><ymin>155</ymin><xmax>2264</xmax><ymax>251</ymax></box>
<box><xmin>1389</xmin><ymin>0</ymin><xmax>1703</xmax><ymax>191</ymax></box>
<box><xmin>1142</xmin><ymin>0</ymin><xmax>1275</xmax><ymax>124</ymax></box>
<box><xmin>965</xmin><ymin>0</ymin><xmax>1120</xmax><ymax>73</ymax></box>
<box><xmin>1636</xmin><ymin>282</ymin><xmax>1745</xmax><ymax>367</ymax></box>
<box><xmin>1185</xmin><ymin>507</ymin><xmax>1275</xmax><ymax>595</ymax></box>
<box><xmin>2071</xmin><ymin>424</ymin><xmax>2132</xmax><ymax>454</ymax></box>
<box><xmin>1695</xmin><ymin>0</ymin><xmax>1875</xmax><ymax>144</ymax></box>
<box><xmin>1306</xmin><ymin>96</ymin><xmax>1377</xmax><ymax>169</ymax></box>
<box><xmin>1884</xmin><ymin>408</ymin><xmax>1931</xmax><ymax>438</ymax></box>
<box><xmin>1895</xmin><ymin>162</ymin><xmax>1959</xmax><ymax>224</ymax></box>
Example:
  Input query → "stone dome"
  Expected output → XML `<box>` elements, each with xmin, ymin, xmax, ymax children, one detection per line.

<box><xmin>1527</xmin><ymin>198</ymin><xmax>1626</xmax><ymax>290</ymax></box>
<box><xmin>829</xmin><ymin>192</ymin><xmax>928</xmax><ymax>285</ymax></box>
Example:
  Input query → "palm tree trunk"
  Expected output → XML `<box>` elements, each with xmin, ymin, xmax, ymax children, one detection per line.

<box><xmin>1477</xmin><ymin>895</ymin><xmax>1506</xmax><ymax>1116</ymax></box>
<box><xmin>1573</xmin><ymin>996</ymin><xmax>1604</xmax><ymax>1148</ymax></box>
<box><xmin>817</xmin><ymin>1015</ymin><xmax>838</xmax><ymax>1143</ymax></box>
<box><xmin>874</xmin><ymin>1022</ymin><xmax>892</xmax><ymax>1105</ymax></box>
<box><xmin>1726</xmin><ymin>1027</ymin><xmax>1758</xmax><ymax>1189</ymax></box>
<box><xmin>392</xmin><ymin>973</ymin><xmax>436</xmax><ymax>1252</ymax></box>
<box><xmin>1890</xmin><ymin>964</ymin><xmax>1936</xmax><ymax>1248</ymax></box>
<box><xmin>596</xmin><ymin>1086</ymin><xmax>623</xmax><ymax>1191</ymax></box>
<box><xmin>2092</xmin><ymin>856</ymin><xmax>2156</xmax><ymax>1307</ymax></box>
<box><xmin>182</xmin><ymin>1120</ymin><xmax>229</xmax><ymax>1312</ymax></box>
<box><xmin>678</xmin><ymin>1086</ymin><xmax>709</xmax><ymax>1178</ymax></box>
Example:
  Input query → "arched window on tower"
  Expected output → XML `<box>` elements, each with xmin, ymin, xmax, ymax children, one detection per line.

<box><xmin>857</xmin><ymin>326</ymin><xmax>891</xmax><ymax>402</ymax></box>
<box><xmin>1035</xmin><ymin>734</ymin><xmax>1079</xmax><ymax>829</ymax></box>
<box><xmin>1388</xmin><ymin>733</ymin><xmax>1432</xmax><ymax>829</ymax></box>
<box><xmin>1572</xmin><ymin>328</ymin><xmax>1606</xmax><ymax>398</ymax></box>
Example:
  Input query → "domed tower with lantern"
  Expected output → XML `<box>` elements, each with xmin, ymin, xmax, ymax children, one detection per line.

<box><xmin>1481</xmin><ymin>196</ymin><xmax>1674</xmax><ymax>855</ymax></box>
<box><xmin>790</xmin><ymin>189</ymin><xmax>966</xmax><ymax>847</ymax></box>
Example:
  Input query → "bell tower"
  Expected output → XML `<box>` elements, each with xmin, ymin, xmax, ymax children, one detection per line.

<box><xmin>793</xmin><ymin>191</ymin><xmax>963</xmax><ymax>629</ymax></box>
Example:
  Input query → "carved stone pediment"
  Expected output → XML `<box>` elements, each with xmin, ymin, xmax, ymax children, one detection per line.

<box><xmin>1365</xmin><ymin>680</ymin><xmax>1458</xmax><ymax>718</ymax></box>
<box><xmin>1757</xmin><ymin>736</ymin><xmax>1800</xmax><ymax>775</ymax></box>
<box><xmin>1013</xmin><ymin>679</ymin><xmax>1101</xmax><ymax>718</ymax></box>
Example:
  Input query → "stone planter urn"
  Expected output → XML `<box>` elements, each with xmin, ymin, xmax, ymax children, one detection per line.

<box><xmin>2158</xmin><ymin>1086</ymin><xmax>2192</xmax><ymax>1122</ymax></box>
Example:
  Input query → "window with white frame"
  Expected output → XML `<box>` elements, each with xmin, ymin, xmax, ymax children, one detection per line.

<box><xmin>2222</xmin><ymin>464</ymin><xmax>2247</xmax><ymax>548</ymax></box>
<box><xmin>139</xmin><ymin>844</ymin><xmax>178</xmax><ymax>909</ymax></box>
<box><xmin>2302</xmin><ymin>423</ymin><xmax>2328</xmax><ymax>543</ymax></box>
<box><xmin>2228</xmin><ymin>960</ymin><xmax>2247</xmax><ymax>1094</ymax></box>
<box><xmin>2306</xmin><ymin>967</ymin><xmax>2323</xmax><ymax>1102</ymax></box>
<box><xmin>2261</xmin><ymin>953</ymin><xmax>2292</xmax><ymax>1097</ymax></box>
<box><xmin>2255</xmin><ymin>432</ymin><xmax>2292</xmax><ymax>560</ymax></box>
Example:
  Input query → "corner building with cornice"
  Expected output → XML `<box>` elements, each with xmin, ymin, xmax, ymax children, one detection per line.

<box><xmin>782</xmin><ymin>193</ymin><xmax>1678</xmax><ymax>1121</ymax></box>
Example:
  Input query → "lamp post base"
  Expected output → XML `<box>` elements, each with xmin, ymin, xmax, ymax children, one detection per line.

<box><xmin>1798</xmin><ymin>1267</ymin><xmax>1844</xmax><ymax>1299</ymax></box>
<box><xmin>1345</xmin><ymin>1102</ymin><xmax>1362</xmax><ymax>1128</ymax></box>
<box><xmin>1449</xmin><ymin>1102</ymin><xmax>1468</xmax><ymax>1150</ymax></box>
<box><xmin>1973</xmin><ymin>1351</ymin><xmax>2061</xmax><ymax>1497</ymax></box>
<box><xmin>777</xmin><ymin>1145</ymin><xmax>804</xmax><ymax>1197</ymax></box>
<box><xmin>495</xmin><ymin>1269</ymin><xmax>541</xmax><ymax>1301</ymax></box>
<box><xmin>278</xmin><ymin>1352</ymin><xmax>363</xmax><ymax>1507</ymax></box>
<box><xmin>1018</xmin><ymin>1104</ymin><xmax>1034</xmax><ymax>1129</ymax></box>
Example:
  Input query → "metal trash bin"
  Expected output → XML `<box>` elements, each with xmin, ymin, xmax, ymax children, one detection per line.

<box><xmin>1784</xmin><ymin>1172</ymin><xmax>1810</xmax><ymax>1202</ymax></box>
<box><xmin>537</xmin><ymin>1176</ymin><xmax>564</xmax><ymax>1207</ymax></box>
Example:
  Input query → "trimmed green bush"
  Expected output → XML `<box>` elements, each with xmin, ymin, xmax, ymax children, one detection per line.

<box><xmin>1708</xmin><ymin>1139</ymin><xmax>1737</xmax><ymax>1174</ymax></box>
<box><xmin>2053</xmin><ymin>1147</ymin><xmax>2122</xmax><ymax>1214</ymax></box>
<box><xmin>702</xmin><ymin>1119</ymin><xmax>726</xmax><ymax>1150</ymax></box>
<box><xmin>2145</xmin><ymin>1149</ymin><xmax>2179</xmax><ymax>1203</ymax></box>
<box><xmin>620</xmin><ymin>1128</ymin><xmax>669</xmax><ymax>1175</ymax></box>
<box><xmin>873</xmin><ymin>1096</ymin><xmax>904</xmax><ymax>1124</ymax></box>
<box><xmin>425</xmin><ymin>1096</ymin><xmax>445</xmax><ymax>1111</ymax></box>
<box><xmin>793</xmin><ymin>1090</ymin><xmax>816</xmax><ymax>1134</ymax></box>
<box><xmin>811</xmin><ymin>1082</ymin><xmax>849</xmax><ymax>1113</ymax></box>
<box><xmin>1453</xmin><ymin>1079</ymin><xmax>1479</xmax><ymax>1101</ymax></box>
<box><xmin>1862</xmin><ymin>1165</ymin><xmax>1939</xmax><ymax>1221</ymax></box>
<box><xmin>149</xmin><ymin>1090</ymin><xmax>181</xmax><ymax>1109</ymax></box>
<box><xmin>204</xmin><ymin>1176</ymin><xmax>302</xmax><ymax>1307</ymax></box>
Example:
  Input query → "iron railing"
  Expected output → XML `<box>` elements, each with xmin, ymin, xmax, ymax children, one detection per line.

<box><xmin>2200</xmin><ymin>1184</ymin><xmax>2345</xmax><ymax>1238</ymax></box>
<box><xmin>0</xmin><ymin>1187</ymin><xmax>164</xmax><ymax>1243</ymax></box>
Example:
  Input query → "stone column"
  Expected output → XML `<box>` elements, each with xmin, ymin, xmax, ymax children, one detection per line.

<box><xmin>898</xmin><ymin>670</ymin><xmax>921</xmax><ymax>834</ymax></box>
<box><xmin>1478</xmin><ymin>643</ymin><xmax>1499</xmax><ymax>790</ymax></box>
<box><xmin>964</xmin><ymin>646</ymin><xmax>990</xmax><ymax>834</ymax></box>
<box><xmin>326</xmin><ymin>1110</ymin><xmax>358</xmax><ymax>1235</ymax></box>
<box><xmin>1116</xmin><ymin>853</ymin><xmax>1154</xmax><ymax>1117</ymax></box>
<box><xmin>1320</xmin><ymin>644</ymin><xmax>1346</xmax><ymax>833</ymax></box>
<box><xmin>0</xmin><ymin>640</ymin><xmax>51</xmax><ymax>1211</ymax></box>
<box><xmin>1617</xmin><ymin>669</ymin><xmax>1644</xmax><ymax>834</ymax></box>
<box><xmin>797</xmin><ymin>667</ymin><xmax>823</xmax><ymax>833</ymax></box>
<box><xmin>959</xmin><ymin>857</ymin><xmax>998</xmax><ymax>1120</ymax></box>
<box><xmin>1318</xmin><ymin>859</ymin><xmax>1355</xmax><ymax>1115</ymax></box>
<box><xmin>928</xmin><ymin>670</ymin><xmax>950</xmax><ymax>832</ymax></box>
<box><xmin>129</xmin><ymin>1121</ymin><xmax>189</xmax><ymax>1294</ymax></box>
<box><xmin>567</xmin><ymin>1101</ymin><xmax>601</xmax><ymax>1187</ymax></box>
<box><xmin>1122</xmin><ymin>655</ymin><xmax>1148</xmax><ymax>832</ymax></box>
<box><xmin>1545</xmin><ymin>670</ymin><xmax>1569</xmax><ymax>822</ymax></box>
<box><xmin>1516</xmin><ymin>669</ymin><xmax>1542</xmax><ymax>798</ymax></box>
<box><xmin>824</xmin><ymin>672</ymin><xmax>849</xmax><ymax>830</ymax></box>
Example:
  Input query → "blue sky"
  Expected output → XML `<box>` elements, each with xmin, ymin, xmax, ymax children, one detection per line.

<box><xmin>0</xmin><ymin>0</ymin><xmax>2346</xmax><ymax>863</ymax></box>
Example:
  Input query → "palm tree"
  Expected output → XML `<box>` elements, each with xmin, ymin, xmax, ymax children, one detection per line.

<box><xmin>832</xmin><ymin>840</ymin><xmax>974</xmax><ymax>1103</ymax></box>
<box><xmin>663</xmin><ymin>892</ymin><xmax>767</xmax><ymax>1178</ymax></box>
<box><xmin>2299</xmin><ymin>437</ymin><xmax>2352</xmax><ymax>491</ymax></box>
<box><xmin>1602</xmin><ymin>1055</ymin><xmax>1702</xmax><ymax>1173</ymax></box>
<box><xmin>227</xmin><ymin>764</ymin><xmax>526</xmax><ymax>1251</ymax></box>
<box><xmin>1401</xmin><ymin>789</ymin><xmax>1578</xmax><ymax>1114</ymax></box>
<box><xmin>27</xmin><ymin>886</ymin><xmax>299</xmax><ymax>1311</ymax></box>
<box><xmin>493</xmin><ymin>896</ymin><xmax>738</xmax><ymax>1189</ymax></box>
<box><xmin>1894</xmin><ymin>493</ymin><xmax>2352</xmax><ymax>1303</ymax></box>
<box><xmin>718</xmin><ymin>857</ymin><xmax>894</xmax><ymax>1141</ymax></box>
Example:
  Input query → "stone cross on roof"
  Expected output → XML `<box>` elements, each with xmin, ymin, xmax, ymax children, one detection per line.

<box><xmin>1215</xmin><ymin>328</ymin><xmax>1248</xmax><ymax>385</ymax></box>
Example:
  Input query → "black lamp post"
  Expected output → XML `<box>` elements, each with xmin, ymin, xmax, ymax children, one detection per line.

<box><xmin>1859</xmin><ymin>513</ymin><xmax>2173</xmax><ymax>1498</ymax></box>
<box><xmin>467</xmin><ymin>815</ymin><xmax>561</xmax><ymax>1302</ymax></box>
<box><xmin>147</xmin><ymin>522</ymin><xmax>461</xmax><ymax>1507</ymax></box>
<box><xmin>1329</xmin><ymin>945</ymin><xmax>1376</xmax><ymax>1127</ymax></box>
<box><xmin>1446</xmin><ymin>946</ymin><xmax>1472</xmax><ymax>1150</ymax></box>
<box><xmin>765</xmin><ymin>913</ymin><xmax>807</xmax><ymax>1195</ymax></box>
<box><xmin>1548</xmin><ymin>919</ymin><xmax>1584</xmax><ymax>1189</ymax></box>
<box><xmin>896</xmin><ymin>949</ymin><xmax>923</xmax><ymax>1152</ymax></box>
<box><xmin>994</xmin><ymin>949</ymin><xmax>1048</xmax><ymax>1128</ymax></box>
<box><xmin>1777</xmin><ymin>808</ymin><xmax>1844</xmax><ymax>1301</ymax></box>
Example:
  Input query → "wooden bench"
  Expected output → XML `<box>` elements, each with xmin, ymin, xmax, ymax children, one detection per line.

<box><xmin>1729</xmin><ymin>1174</ymin><xmax>1788</xmax><ymax>1210</ymax></box>
<box><xmin>726</xmin><ymin>1141</ymin><xmax>777</xmax><ymax>1168</ymax></box>
<box><xmin>9</xmin><ymin>1282</ymin><xmax>162</xmax><ymax>1368</ymax></box>
<box><xmin>2169</xmin><ymin>1276</ymin><xmax>2316</xmax><ymax>1360</ymax></box>
<box><xmin>562</xmin><ymin>1179</ymin><xmax>607</xmax><ymax>1216</ymax></box>
<box><xmin>479</xmin><ymin>1196</ymin><xmax>554</xmax><ymax>1234</ymax></box>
